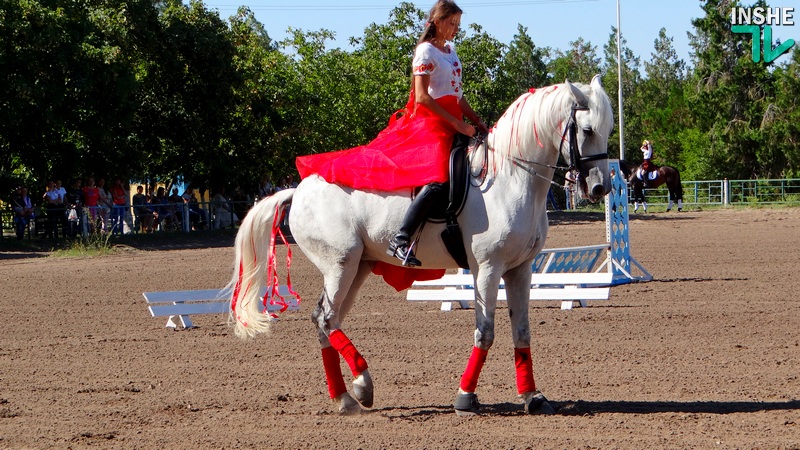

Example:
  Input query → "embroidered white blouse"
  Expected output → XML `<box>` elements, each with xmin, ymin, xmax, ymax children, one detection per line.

<box><xmin>412</xmin><ymin>42</ymin><xmax>463</xmax><ymax>99</ymax></box>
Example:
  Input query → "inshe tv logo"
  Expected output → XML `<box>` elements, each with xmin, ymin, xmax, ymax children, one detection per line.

<box><xmin>730</xmin><ymin>7</ymin><xmax>796</xmax><ymax>63</ymax></box>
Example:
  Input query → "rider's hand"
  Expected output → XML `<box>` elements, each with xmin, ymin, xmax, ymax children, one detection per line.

<box><xmin>456</xmin><ymin>121</ymin><xmax>476</xmax><ymax>137</ymax></box>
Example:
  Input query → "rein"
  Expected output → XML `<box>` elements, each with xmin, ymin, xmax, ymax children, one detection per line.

<box><xmin>491</xmin><ymin>102</ymin><xmax>608</xmax><ymax>187</ymax></box>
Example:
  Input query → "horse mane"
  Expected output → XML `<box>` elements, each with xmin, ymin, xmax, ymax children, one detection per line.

<box><xmin>485</xmin><ymin>81</ymin><xmax>613</xmax><ymax>175</ymax></box>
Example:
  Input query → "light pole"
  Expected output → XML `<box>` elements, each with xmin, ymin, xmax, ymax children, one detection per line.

<box><xmin>616</xmin><ymin>0</ymin><xmax>625</xmax><ymax>161</ymax></box>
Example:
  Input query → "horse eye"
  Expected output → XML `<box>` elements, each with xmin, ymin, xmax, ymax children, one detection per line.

<box><xmin>583</xmin><ymin>128</ymin><xmax>594</xmax><ymax>137</ymax></box>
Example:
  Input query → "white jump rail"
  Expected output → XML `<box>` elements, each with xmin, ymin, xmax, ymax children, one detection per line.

<box><xmin>143</xmin><ymin>286</ymin><xmax>299</xmax><ymax>329</ymax></box>
<box><xmin>407</xmin><ymin>270</ymin><xmax>613</xmax><ymax>311</ymax></box>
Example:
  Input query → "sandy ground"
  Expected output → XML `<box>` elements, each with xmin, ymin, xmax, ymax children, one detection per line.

<box><xmin>1</xmin><ymin>207</ymin><xmax>799</xmax><ymax>449</ymax></box>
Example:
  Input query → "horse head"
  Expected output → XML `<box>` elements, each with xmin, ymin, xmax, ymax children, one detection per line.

<box><xmin>562</xmin><ymin>75</ymin><xmax>613</xmax><ymax>202</ymax></box>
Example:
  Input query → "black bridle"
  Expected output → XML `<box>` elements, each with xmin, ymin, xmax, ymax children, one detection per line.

<box><xmin>561</xmin><ymin>103</ymin><xmax>608</xmax><ymax>177</ymax></box>
<box><xmin>500</xmin><ymin>102</ymin><xmax>608</xmax><ymax>187</ymax></box>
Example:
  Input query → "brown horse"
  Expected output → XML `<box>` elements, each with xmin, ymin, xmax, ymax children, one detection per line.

<box><xmin>619</xmin><ymin>160</ymin><xmax>684</xmax><ymax>212</ymax></box>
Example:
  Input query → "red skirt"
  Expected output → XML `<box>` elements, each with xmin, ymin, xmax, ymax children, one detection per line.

<box><xmin>295</xmin><ymin>94</ymin><xmax>461</xmax><ymax>291</ymax></box>
<box><xmin>296</xmin><ymin>95</ymin><xmax>461</xmax><ymax>191</ymax></box>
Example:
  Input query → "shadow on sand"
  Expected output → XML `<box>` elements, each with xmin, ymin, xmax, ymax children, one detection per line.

<box><xmin>373</xmin><ymin>399</ymin><xmax>800</xmax><ymax>418</ymax></box>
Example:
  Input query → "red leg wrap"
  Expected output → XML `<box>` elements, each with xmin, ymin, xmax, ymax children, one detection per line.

<box><xmin>321</xmin><ymin>346</ymin><xmax>347</xmax><ymax>399</ymax></box>
<box><xmin>514</xmin><ymin>347</ymin><xmax>537</xmax><ymax>394</ymax></box>
<box><xmin>459</xmin><ymin>346</ymin><xmax>488</xmax><ymax>393</ymax></box>
<box><xmin>328</xmin><ymin>329</ymin><xmax>369</xmax><ymax>376</ymax></box>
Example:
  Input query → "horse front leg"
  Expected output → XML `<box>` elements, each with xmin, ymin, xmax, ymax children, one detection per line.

<box><xmin>503</xmin><ymin>264</ymin><xmax>555</xmax><ymax>415</ymax></box>
<box><xmin>454</xmin><ymin>267</ymin><xmax>502</xmax><ymax>416</ymax></box>
<box><xmin>312</xmin><ymin>259</ymin><xmax>374</xmax><ymax>415</ymax></box>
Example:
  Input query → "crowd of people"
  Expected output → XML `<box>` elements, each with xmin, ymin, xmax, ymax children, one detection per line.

<box><xmin>5</xmin><ymin>173</ymin><xmax>300</xmax><ymax>240</ymax></box>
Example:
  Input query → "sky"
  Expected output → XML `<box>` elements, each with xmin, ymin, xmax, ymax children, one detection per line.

<box><xmin>195</xmin><ymin>0</ymin><xmax>799</xmax><ymax>66</ymax></box>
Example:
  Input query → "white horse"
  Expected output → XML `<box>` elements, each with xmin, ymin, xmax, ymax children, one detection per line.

<box><xmin>229</xmin><ymin>75</ymin><xmax>614</xmax><ymax>416</ymax></box>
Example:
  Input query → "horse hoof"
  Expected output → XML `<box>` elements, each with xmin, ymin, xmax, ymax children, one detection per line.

<box><xmin>454</xmin><ymin>392</ymin><xmax>481</xmax><ymax>416</ymax></box>
<box><xmin>353</xmin><ymin>370</ymin><xmax>374</xmax><ymax>408</ymax></box>
<box><xmin>522</xmin><ymin>391</ymin><xmax>555</xmax><ymax>415</ymax></box>
<box><xmin>336</xmin><ymin>392</ymin><xmax>362</xmax><ymax>416</ymax></box>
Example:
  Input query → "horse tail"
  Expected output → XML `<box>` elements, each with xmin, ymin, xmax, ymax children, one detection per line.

<box><xmin>671</xmin><ymin>168</ymin><xmax>683</xmax><ymax>201</ymax></box>
<box><xmin>228</xmin><ymin>189</ymin><xmax>295</xmax><ymax>339</ymax></box>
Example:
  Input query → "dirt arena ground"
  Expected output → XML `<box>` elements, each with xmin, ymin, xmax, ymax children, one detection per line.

<box><xmin>1</xmin><ymin>206</ymin><xmax>799</xmax><ymax>449</ymax></box>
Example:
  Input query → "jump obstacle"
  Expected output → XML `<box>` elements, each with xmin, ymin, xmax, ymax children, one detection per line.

<box><xmin>406</xmin><ymin>160</ymin><xmax>652</xmax><ymax>310</ymax></box>
<box><xmin>143</xmin><ymin>286</ymin><xmax>299</xmax><ymax>329</ymax></box>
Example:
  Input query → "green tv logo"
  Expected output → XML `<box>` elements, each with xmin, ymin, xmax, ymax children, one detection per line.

<box><xmin>731</xmin><ymin>7</ymin><xmax>796</xmax><ymax>63</ymax></box>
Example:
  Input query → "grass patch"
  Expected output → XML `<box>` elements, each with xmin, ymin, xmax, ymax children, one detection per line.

<box><xmin>50</xmin><ymin>233</ymin><xmax>115</xmax><ymax>258</ymax></box>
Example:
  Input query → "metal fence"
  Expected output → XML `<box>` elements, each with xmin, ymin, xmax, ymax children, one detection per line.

<box><xmin>4</xmin><ymin>179</ymin><xmax>800</xmax><ymax>239</ymax></box>
<box><xmin>1</xmin><ymin>200</ymin><xmax>251</xmax><ymax>241</ymax></box>
<box><xmin>624</xmin><ymin>180</ymin><xmax>726</xmax><ymax>207</ymax></box>
<box><xmin>725</xmin><ymin>178</ymin><xmax>800</xmax><ymax>204</ymax></box>
<box><xmin>626</xmin><ymin>178</ymin><xmax>800</xmax><ymax>208</ymax></box>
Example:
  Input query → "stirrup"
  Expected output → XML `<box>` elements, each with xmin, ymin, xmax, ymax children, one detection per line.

<box><xmin>386</xmin><ymin>240</ymin><xmax>422</xmax><ymax>267</ymax></box>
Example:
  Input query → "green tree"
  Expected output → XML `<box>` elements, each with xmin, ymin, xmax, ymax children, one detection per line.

<box><xmin>637</xmin><ymin>28</ymin><xmax>690</xmax><ymax>169</ymax></box>
<box><xmin>455</xmin><ymin>23</ymin><xmax>505</xmax><ymax>122</ymax></box>
<box><xmin>494</xmin><ymin>24</ymin><xmax>550</xmax><ymax>119</ymax></box>
<box><xmin>685</xmin><ymin>0</ymin><xmax>775</xmax><ymax>179</ymax></box>
<box><xmin>0</xmin><ymin>0</ymin><xmax>141</xmax><ymax>189</ymax></box>
<box><xmin>349</xmin><ymin>2</ymin><xmax>423</xmax><ymax>143</ymax></box>
<box><xmin>762</xmin><ymin>47</ymin><xmax>800</xmax><ymax>177</ymax></box>
<box><xmin>548</xmin><ymin>38</ymin><xmax>601</xmax><ymax>86</ymax></box>
<box><xmin>139</xmin><ymin>0</ymin><xmax>240</xmax><ymax>192</ymax></box>
<box><xmin>601</xmin><ymin>27</ymin><xmax>641</xmax><ymax>160</ymax></box>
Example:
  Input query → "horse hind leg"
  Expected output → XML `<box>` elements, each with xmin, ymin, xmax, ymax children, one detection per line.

<box><xmin>313</xmin><ymin>259</ymin><xmax>374</xmax><ymax>415</ymax></box>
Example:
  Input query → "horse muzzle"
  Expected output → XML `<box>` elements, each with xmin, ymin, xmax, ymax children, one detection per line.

<box><xmin>580</xmin><ymin>166</ymin><xmax>611</xmax><ymax>203</ymax></box>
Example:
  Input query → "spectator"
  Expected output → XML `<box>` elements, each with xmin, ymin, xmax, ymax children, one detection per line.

<box><xmin>150</xmin><ymin>187</ymin><xmax>168</xmax><ymax>231</ymax></box>
<box><xmin>212</xmin><ymin>186</ymin><xmax>238</xmax><ymax>229</ymax></box>
<box><xmin>82</xmin><ymin>177</ymin><xmax>101</xmax><ymax>233</ymax></box>
<box><xmin>11</xmin><ymin>186</ymin><xmax>35</xmax><ymax>240</ymax></box>
<box><xmin>258</xmin><ymin>176</ymin><xmax>275</xmax><ymax>199</ymax></box>
<box><xmin>53</xmin><ymin>179</ymin><xmax>68</xmax><ymax>237</ymax></box>
<box><xmin>42</xmin><ymin>181</ymin><xmax>62</xmax><ymax>239</ymax></box>
<box><xmin>96</xmin><ymin>177</ymin><xmax>113</xmax><ymax>232</ymax></box>
<box><xmin>54</xmin><ymin>179</ymin><xmax>66</xmax><ymax>205</ymax></box>
<box><xmin>109</xmin><ymin>178</ymin><xmax>127</xmax><ymax>235</ymax></box>
<box><xmin>282</xmin><ymin>174</ymin><xmax>298</xmax><ymax>190</ymax></box>
<box><xmin>168</xmin><ymin>187</ymin><xmax>183</xmax><ymax>204</ymax></box>
<box><xmin>230</xmin><ymin>186</ymin><xmax>250</xmax><ymax>222</ymax></box>
<box><xmin>181</xmin><ymin>187</ymin><xmax>207</xmax><ymax>230</ymax></box>
<box><xmin>132</xmin><ymin>185</ymin><xmax>154</xmax><ymax>233</ymax></box>
<box><xmin>65</xmin><ymin>178</ymin><xmax>84</xmax><ymax>237</ymax></box>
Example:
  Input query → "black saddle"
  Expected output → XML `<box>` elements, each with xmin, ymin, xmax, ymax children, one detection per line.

<box><xmin>411</xmin><ymin>133</ymin><xmax>475</xmax><ymax>268</ymax></box>
<box><xmin>420</xmin><ymin>133</ymin><xmax>471</xmax><ymax>223</ymax></box>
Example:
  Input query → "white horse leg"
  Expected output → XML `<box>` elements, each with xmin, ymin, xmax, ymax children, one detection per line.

<box><xmin>454</xmin><ymin>267</ymin><xmax>502</xmax><ymax>416</ymax></box>
<box><xmin>503</xmin><ymin>264</ymin><xmax>555</xmax><ymax>415</ymax></box>
<box><xmin>667</xmin><ymin>199</ymin><xmax>674</xmax><ymax>212</ymax></box>
<box><xmin>340</xmin><ymin>261</ymin><xmax>375</xmax><ymax>408</ymax></box>
<box><xmin>677</xmin><ymin>199</ymin><xmax>683</xmax><ymax>211</ymax></box>
<box><xmin>312</xmin><ymin>258</ymin><xmax>373</xmax><ymax>415</ymax></box>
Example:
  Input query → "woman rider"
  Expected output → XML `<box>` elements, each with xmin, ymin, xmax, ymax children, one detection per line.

<box><xmin>296</xmin><ymin>0</ymin><xmax>488</xmax><ymax>267</ymax></box>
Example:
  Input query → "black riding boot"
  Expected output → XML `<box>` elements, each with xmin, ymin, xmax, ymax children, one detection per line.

<box><xmin>386</xmin><ymin>182</ymin><xmax>444</xmax><ymax>267</ymax></box>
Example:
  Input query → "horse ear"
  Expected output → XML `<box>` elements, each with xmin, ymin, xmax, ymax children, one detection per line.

<box><xmin>565</xmin><ymin>79</ymin><xmax>589</xmax><ymax>107</ymax></box>
<box><xmin>590</xmin><ymin>74</ymin><xmax>603</xmax><ymax>91</ymax></box>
